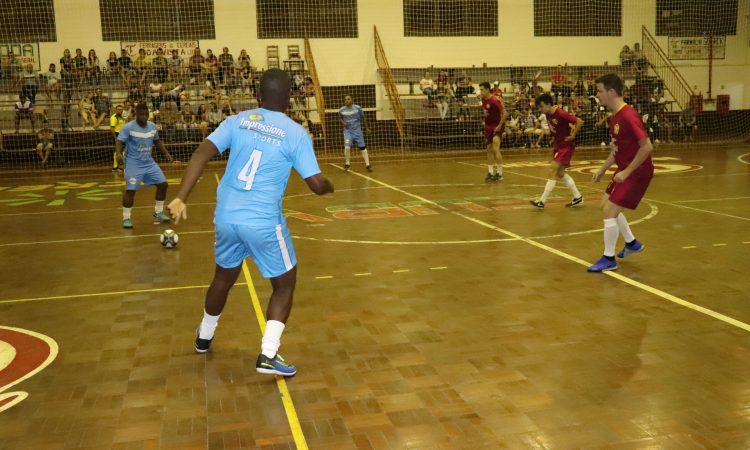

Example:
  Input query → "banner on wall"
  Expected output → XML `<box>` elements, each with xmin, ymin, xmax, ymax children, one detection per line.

<box><xmin>120</xmin><ymin>41</ymin><xmax>200</xmax><ymax>57</ymax></box>
<box><xmin>668</xmin><ymin>36</ymin><xmax>725</xmax><ymax>60</ymax></box>
<box><xmin>0</xmin><ymin>43</ymin><xmax>41</xmax><ymax>70</ymax></box>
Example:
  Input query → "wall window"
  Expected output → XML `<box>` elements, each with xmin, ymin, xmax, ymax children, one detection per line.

<box><xmin>656</xmin><ymin>0</ymin><xmax>737</xmax><ymax>36</ymax></box>
<box><xmin>404</xmin><ymin>0</ymin><xmax>498</xmax><ymax>37</ymax></box>
<box><xmin>534</xmin><ymin>0</ymin><xmax>621</xmax><ymax>36</ymax></box>
<box><xmin>257</xmin><ymin>0</ymin><xmax>358</xmax><ymax>39</ymax></box>
<box><xmin>0</xmin><ymin>0</ymin><xmax>56</xmax><ymax>42</ymax></box>
<box><xmin>100</xmin><ymin>0</ymin><xmax>215</xmax><ymax>41</ymax></box>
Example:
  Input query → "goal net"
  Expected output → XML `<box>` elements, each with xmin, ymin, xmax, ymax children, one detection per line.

<box><xmin>0</xmin><ymin>0</ymin><xmax>748</xmax><ymax>172</ymax></box>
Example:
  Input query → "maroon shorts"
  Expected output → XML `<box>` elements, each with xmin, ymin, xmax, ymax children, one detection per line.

<box><xmin>484</xmin><ymin>126</ymin><xmax>502</xmax><ymax>145</ymax></box>
<box><xmin>606</xmin><ymin>172</ymin><xmax>653</xmax><ymax>210</ymax></box>
<box><xmin>553</xmin><ymin>146</ymin><xmax>575</xmax><ymax>166</ymax></box>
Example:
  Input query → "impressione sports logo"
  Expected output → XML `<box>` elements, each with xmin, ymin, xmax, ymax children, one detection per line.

<box><xmin>239</xmin><ymin>119</ymin><xmax>286</xmax><ymax>139</ymax></box>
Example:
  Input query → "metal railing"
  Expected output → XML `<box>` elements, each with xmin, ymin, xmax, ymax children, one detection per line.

<box><xmin>641</xmin><ymin>25</ymin><xmax>694</xmax><ymax>110</ymax></box>
<box><xmin>304</xmin><ymin>36</ymin><xmax>327</xmax><ymax>145</ymax></box>
<box><xmin>373</xmin><ymin>25</ymin><xmax>405</xmax><ymax>149</ymax></box>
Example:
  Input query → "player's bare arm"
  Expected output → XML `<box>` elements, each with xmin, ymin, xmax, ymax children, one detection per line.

<box><xmin>155</xmin><ymin>139</ymin><xmax>174</xmax><ymax>163</ymax></box>
<box><xmin>613</xmin><ymin>137</ymin><xmax>653</xmax><ymax>183</ymax></box>
<box><xmin>496</xmin><ymin>109</ymin><xmax>508</xmax><ymax>133</ymax></box>
<box><xmin>565</xmin><ymin>117</ymin><xmax>584</xmax><ymax>141</ymax></box>
<box><xmin>304</xmin><ymin>173</ymin><xmax>334</xmax><ymax>195</ymax></box>
<box><xmin>115</xmin><ymin>139</ymin><xmax>124</xmax><ymax>165</ymax></box>
<box><xmin>168</xmin><ymin>139</ymin><xmax>220</xmax><ymax>223</ymax></box>
<box><xmin>593</xmin><ymin>149</ymin><xmax>617</xmax><ymax>182</ymax></box>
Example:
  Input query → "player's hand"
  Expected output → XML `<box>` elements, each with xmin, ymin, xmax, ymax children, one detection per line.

<box><xmin>613</xmin><ymin>171</ymin><xmax>629</xmax><ymax>183</ymax></box>
<box><xmin>609</xmin><ymin>142</ymin><xmax>618</xmax><ymax>153</ymax></box>
<box><xmin>167</xmin><ymin>198</ymin><xmax>187</xmax><ymax>224</ymax></box>
<box><xmin>592</xmin><ymin>170</ymin><xmax>605</xmax><ymax>183</ymax></box>
<box><xmin>564</xmin><ymin>135</ymin><xmax>575</xmax><ymax>142</ymax></box>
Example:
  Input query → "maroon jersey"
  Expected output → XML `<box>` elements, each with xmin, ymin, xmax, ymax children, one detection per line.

<box><xmin>482</xmin><ymin>96</ymin><xmax>504</xmax><ymax>129</ymax></box>
<box><xmin>545</xmin><ymin>107</ymin><xmax>578</xmax><ymax>149</ymax></box>
<box><xmin>609</xmin><ymin>104</ymin><xmax>654</xmax><ymax>177</ymax></box>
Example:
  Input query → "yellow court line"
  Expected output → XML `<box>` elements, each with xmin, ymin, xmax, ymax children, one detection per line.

<box><xmin>712</xmin><ymin>243</ymin><xmax>728</xmax><ymax>247</ymax></box>
<box><xmin>213</xmin><ymin>173</ymin><xmax>307</xmax><ymax>450</ymax></box>
<box><xmin>315</xmin><ymin>275</ymin><xmax>334</xmax><ymax>279</ymax></box>
<box><xmin>429</xmin><ymin>266</ymin><xmax>448</xmax><ymax>270</ymax></box>
<box><xmin>354</xmin><ymin>272</ymin><xmax>372</xmax><ymax>276</ymax></box>
<box><xmin>393</xmin><ymin>269</ymin><xmax>410</xmax><ymax>273</ymax></box>
<box><xmin>682</xmin><ymin>246</ymin><xmax>697</xmax><ymax>249</ymax></box>
<box><xmin>0</xmin><ymin>283</ymin><xmax>241</xmax><ymax>304</ymax></box>
<box><xmin>338</xmin><ymin>165</ymin><xmax>750</xmax><ymax>334</ymax></box>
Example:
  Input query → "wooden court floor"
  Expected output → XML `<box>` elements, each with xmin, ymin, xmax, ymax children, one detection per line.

<box><xmin>1</xmin><ymin>143</ymin><xmax>749</xmax><ymax>449</ymax></box>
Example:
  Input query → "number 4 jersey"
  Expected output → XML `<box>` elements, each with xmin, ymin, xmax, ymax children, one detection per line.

<box><xmin>208</xmin><ymin>109</ymin><xmax>321</xmax><ymax>227</ymax></box>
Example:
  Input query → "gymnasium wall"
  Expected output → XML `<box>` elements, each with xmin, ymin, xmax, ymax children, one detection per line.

<box><xmin>38</xmin><ymin>0</ymin><xmax>750</xmax><ymax>108</ymax></box>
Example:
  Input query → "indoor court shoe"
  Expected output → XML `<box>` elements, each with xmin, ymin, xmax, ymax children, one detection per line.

<box><xmin>492</xmin><ymin>173</ymin><xmax>503</xmax><ymax>181</ymax></box>
<box><xmin>617</xmin><ymin>239</ymin><xmax>644</xmax><ymax>259</ymax></box>
<box><xmin>565</xmin><ymin>196</ymin><xmax>583</xmax><ymax>207</ymax></box>
<box><xmin>366</xmin><ymin>165</ymin><xmax>373</xmax><ymax>172</ymax></box>
<box><xmin>122</xmin><ymin>218</ymin><xmax>133</xmax><ymax>229</ymax></box>
<box><xmin>344</xmin><ymin>164</ymin><xmax>350</xmax><ymax>172</ymax></box>
<box><xmin>195</xmin><ymin>327</ymin><xmax>213</xmax><ymax>353</ymax></box>
<box><xmin>530</xmin><ymin>200</ymin><xmax>545</xmax><ymax>208</ymax></box>
<box><xmin>587</xmin><ymin>256</ymin><xmax>618</xmax><ymax>272</ymax></box>
<box><xmin>485</xmin><ymin>173</ymin><xmax>494</xmax><ymax>182</ymax></box>
<box><xmin>153</xmin><ymin>211</ymin><xmax>171</xmax><ymax>223</ymax></box>
<box><xmin>256</xmin><ymin>353</ymin><xmax>297</xmax><ymax>376</ymax></box>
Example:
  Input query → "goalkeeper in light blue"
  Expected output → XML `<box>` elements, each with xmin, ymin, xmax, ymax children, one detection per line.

<box><xmin>339</xmin><ymin>95</ymin><xmax>372</xmax><ymax>172</ymax></box>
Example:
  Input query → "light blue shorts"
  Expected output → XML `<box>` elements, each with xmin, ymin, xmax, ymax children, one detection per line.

<box><xmin>214</xmin><ymin>222</ymin><xmax>297</xmax><ymax>278</ymax></box>
<box><xmin>124</xmin><ymin>164</ymin><xmax>166</xmax><ymax>190</ymax></box>
<box><xmin>344</xmin><ymin>130</ymin><xmax>366</xmax><ymax>149</ymax></box>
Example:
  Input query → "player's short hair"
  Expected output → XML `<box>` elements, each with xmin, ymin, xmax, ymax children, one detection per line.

<box><xmin>595</xmin><ymin>73</ymin><xmax>624</xmax><ymax>96</ymax></box>
<box><xmin>535</xmin><ymin>93</ymin><xmax>554</xmax><ymax>106</ymax></box>
<box><xmin>479</xmin><ymin>81</ymin><xmax>491</xmax><ymax>90</ymax></box>
<box><xmin>135</xmin><ymin>102</ymin><xmax>149</xmax><ymax>113</ymax></box>
<box><xmin>259</xmin><ymin>68</ymin><xmax>292</xmax><ymax>101</ymax></box>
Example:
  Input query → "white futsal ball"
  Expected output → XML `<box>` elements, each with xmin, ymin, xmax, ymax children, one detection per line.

<box><xmin>160</xmin><ymin>229</ymin><xmax>179</xmax><ymax>248</ymax></box>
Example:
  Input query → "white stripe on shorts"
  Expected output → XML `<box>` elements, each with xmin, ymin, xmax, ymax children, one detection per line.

<box><xmin>275</xmin><ymin>224</ymin><xmax>293</xmax><ymax>271</ymax></box>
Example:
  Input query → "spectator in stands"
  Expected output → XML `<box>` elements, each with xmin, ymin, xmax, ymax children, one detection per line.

<box><xmin>118</xmin><ymin>49</ymin><xmax>133</xmax><ymax>82</ymax></box>
<box><xmin>133</xmin><ymin>48</ymin><xmax>151</xmax><ymax>83</ymax></box>
<box><xmin>79</xmin><ymin>92</ymin><xmax>95</xmax><ymax>131</ymax></box>
<box><xmin>657</xmin><ymin>106</ymin><xmax>673</xmax><ymax>143</ymax></box>
<box><xmin>594</xmin><ymin>107</ymin><xmax>610</xmax><ymax>146</ymax></box>
<box><xmin>6</xmin><ymin>51</ymin><xmax>22</xmax><ymax>82</ymax></box>
<box><xmin>150</xmin><ymin>48</ymin><xmax>168</xmax><ymax>83</ymax></box>
<box><xmin>159</xmin><ymin>99</ymin><xmax>181</xmax><ymax>141</ymax></box>
<box><xmin>435</xmin><ymin>80</ymin><xmax>453</xmax><ymax>120</ymax></box>
<box><xmin>0</xmin><ymin>52</ymin><xmax>9</xmax><ymax>80</ymax></box>
<box><xmin>73</xmin><ymin>48</ymin><xmax>87</xmax><ymax>85</ymax></box>
<box><xmin>679</xmin><ymin>108</ymin><xmax>697</xmax><ymax>142</ymax></box>
<box><xmin>454</xmin><ymin>71</ymin><xmax>474</xmax><ymax>99</ymax></box>
<box><xmin>43</xmin><ymin>63</ymin><xmax>61</xmax><ymax>100</ymax></box>
<box><xmin>221</xmin><ymin>99</ymin><xmax>235</xmax><ymax>118</ymax></box>
<box><xmin>619</xmin><ymin>45</ymin><xmax>634</xmax><ymax>69</ymax></box>
<box><xmin>521</xmin><ymin>109</ymin><xmax>538</xmax><ymax>148</ymax></box>
<box><xmin>551</xmin><ymin>65</ymin><xmax>566</xmax><ymax>100</ymax></box>
<box><xmin>218</xmin><ymin>47</ymin><xmax>234</xmax><ymax>86</ymax></box>
<box><xmin>181</xmin><ymin>103</ymin><xmax>198</xmax><ymax>133</ymax></box>
<box><xmin>240</xmin><ymin>69</ymin><xmax>254</xmax><ymax>95</ymax></box>
<box><xmin>632</xmin><ymin>43</ymin><xmax>646</xmax><ymax>67</ymax></box>
<box><xmin>59</xmin><ymin>49</ymin><xmax>73</xmax><ymax>74</ymax></box>
<box><xmin>105</xmin><ymin>51</ymin><xmax>119</xmax><ymax>72</ymax></box>
<box><xmin>127</xmin><ymin>78</ymin><xmax>145</xmax><ymax>104</ymax></box>
<box><xmin>491</xmin><ymin>81</ymin><xmax>503</xmax><ymax>98</ymax></box>
<box><xmin>36</xmin><ymin>121</ymin><xmax>54</xmax><ymax>165</ymax></box>
<box><xmin>237</xmin><ymin>49</ymin><xmax>252</xmax><ymax>73</ymax></box>
<box><xmin>189</xmin><ymin>48</ymin><xmax>204</xmax><ymax>84</ymax></box>
<box><xmin>202</xmin><ymin>49</ymin><xmax>218</xmax><ymax>84</ymax></box>
<box><xmin>149</xmin><ymin>75</ymin><xmax>164</xmax><ymax>111</ymax></box>
<box><xmin>14</xmin><ymin>94</ymin><xmax>35</xmax><ymax>133</ymax></box>
<box><xmin>20</xmin><ymin>64</ymin><xmax>40</xmax><ymax>103</ymax></box>
<box><xmin>168</xmin><ymin>49</ymin><xmax>183</xmax><ymax>78</ymax></box>
<box><xmin>303</xmin><ymin>76</ymin><xmax>315</xmax><ymax>97</ymax></box>
<box><xmin>109</xmin><ymin>104</ymin><xmax>126</xmax><ymax>172</ymax></box>
<box><xmin>121</xmin><ymin>99</ymin><xmax>133</xmax><ymax>121</ymax></box>
<box><xmin>419</xmin><ymin>71</ymin><xmax>436</xmax><ymax>103</ymax></box>
<box><xmin>533</xmin><ymin>111</ymin><xmax>551</xmax><ymax>148</ymax></box>
<box><xmin>164</xmin><ymin>81</ymin><xmax>184</xmax><ymax>111</ymax></box>
<box><xmin>93</xmin><ymin>88</ymin><xmax>111</xmax><ymax>129</ymax></box>
<box><xmin>87</xmin><ymin>49</ymin><xmax>101</xmax><ymax>86</ymax></box>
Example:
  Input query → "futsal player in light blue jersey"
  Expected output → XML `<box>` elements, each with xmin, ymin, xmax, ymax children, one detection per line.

<box><xmin>168</xmin><ymin>69</ymin><xmax>334</xmax><ymax>377</ymax></box>
<box><xmin>338</xmin><ymin>95</ymin><xmax>372</xmax><ymax>172</ymax></box>
<box><xmin>116</xmin><ymin>103</ymin><xmax>174</xmax><ymax>228</ymax></box>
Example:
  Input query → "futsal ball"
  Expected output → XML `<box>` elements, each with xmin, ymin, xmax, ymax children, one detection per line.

<box><xmin>160</xmin><ymin>229</ymin><xmax>179</xmax><ymax>248</ymax></box>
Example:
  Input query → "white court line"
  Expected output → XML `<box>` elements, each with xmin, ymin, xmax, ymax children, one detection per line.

<box><xmin>0</xmin><ymin>229</ymin><xmax>215</xmax><ymax>247</ymax></box>
<box><xmin>674</xmin><ymin>196</ymin><xmax>750</xmax><ymax>203</ymax></box>
<box><xmin>333</xmin><ymin>163</ymin><xmax>750</xmax><ymax>333</ymax></box>
<box><xmin>737</xmin><ymin>153</ymin><xmax>750</xmax><ymax>165</ymax></box>
<box><xmin>0</xmin><ymin>201</ymin><xmax>218</xmax><ymax>217</ymax></box>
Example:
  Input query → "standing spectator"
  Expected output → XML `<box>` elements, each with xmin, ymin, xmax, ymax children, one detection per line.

<box><xmin>218</xmin><ymin>47</ymin><xmax>234</xmax><ymax>86</ymax></box>
<box><xmin>168</xmin><ymin>49</ymin><xmax>183</xmax><ymax>79</ymax></box>
<box><xmin>419</xmin><ymin>71</ymin><xmax>436</xmax><ymax>102</ymax></box>
<box><xmin>237</xmin><ymin>49</ymin><xmax>252</xmax><ymax>74</ymax></box>
<box><xmin>594</xmin><ymin>107</ymin><xmax>610</xmax><ymax>146</ymax></box>
<box><xmin>14</xmin><ymin>94</ymin><xmax>35</xmax><ymax>133</ymax></box>
<box><xmin>36</xmin><ymin>121</ymin><xmax>54</xmax><ymax>165</ymax></box>
<box><xmin>679</xmin><ymin>108</ymin><xmax>698</xmax><ymax>141</ymax></box>
<box><xmin>202</xmin><ymin>49</ymin><xmax>218</xmax><ymax>84</ymax></box>
<box><xmin>189</xmin><ymin>48</ymin><xmax>205</xmax><ymax>84</ymax></box>
<box><xmin>79</xmin><ymin>92</ymin><xmax>95</xmax><ymax>130</ymax></box>
<box><xmin>149</xmin><ymin>75</ymin><xmax>164</xmax><ymax>111</ymax></box>
<box><xmin>87</xmin><ymin>49</ymin><xmax>101</xmax><ymax>86</ymax></box>
<box><xmin>152</xmin><ymin>48</ymin><xmax>168</xmax><ymax>83</ymax></box>
<box><xmin>44</xmin><ymin>63</ymin><xmax>61</xmax><ymax>100</ymax></box>
<box><xmin>20</xmin><ymin>64</ymin><xmax>40</xmax><ymax>103</ymax></box>
<box><xmin>73</xmin><ymin>48</ymin><xmax>87</xmax><ymax>85</ymax></box>
<box><xmin>133</xmin><ymin>48</ymin><xmax>151</xmax><ymax>83</ymax></box>
<box><xmin>110</xmin><ymin>104</ymin><xmax>127</xmax><ymax>172</ymax></box>
<box><xmin>93</xmin><ymin>88</ymin><xmax>111</xmax><ymax>129</ymax></box>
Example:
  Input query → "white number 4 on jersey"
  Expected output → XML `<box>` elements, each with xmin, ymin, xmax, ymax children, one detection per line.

<box><xmin>238</xmin><ymin>150</ymin><xmax>263</xmax><ymax>190</ymax></box>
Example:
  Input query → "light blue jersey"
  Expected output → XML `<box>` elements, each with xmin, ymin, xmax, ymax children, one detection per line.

<box><xmin>208</xmin><ymin>108</ymin><xmax>321</xmax><ymax>227</ymax></box>
<box><xmin>339</xmin><ymin>104</ymin><xmax>366</xmax><ymax>149</ymax></box>
<box><xmin>117</xmin><ymin>120</ymin><xmax>165</xmax><ymax>190</ymax></box>
<box><xmin>117</xmin><ymin>120</ymin><xmax>160</xmax><ymax>169</ymax></box>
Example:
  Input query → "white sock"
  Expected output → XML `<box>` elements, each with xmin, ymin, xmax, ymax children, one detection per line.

<box><xmin>361</xmin><ymin>149</ymin><xmax>370</xmax><ymax>166</ymax></box>
<box><xmin>344</xmin><ymin>147</ymin><xmax>351</xmax><ymax>165</ymax></box>
<box><xmin>496</xmin><ymin>164</ymin><xmax>503</xmax><ymax>176</ymax></box>
<box><xmin>122</xmin><ymin>207</ymin><xmax>131</xmax><ymax>220</ymax></box>
<box><xmin>155</xmin><ymin>200</ymin><xmax>164</xmax><ymax>213</ymax></box>
<box><xmin>487</xmin><ymin>165</ymin><xmax>494</xmax><ymax>174</ymax></box>
<box><xmin>540</xmin><ymin>179</ymin><xmax>556</xmax><ymax>202</ymax></box>
<box><xmin>261</xmin><ymin>320</ymin><xmax>286</xmax><ymax>358</ymax></box>
<box><xmin>562</xmin><ymin>174</ymin><xmax>581</xmax><ymax>199</ymax></box>
<box><xmin>199</xmin><ymin>310</ymin><xmax>220</xmax><ymax>339</ymax></box>
<box><xmin>616</xmin><ymin>213</ymin><xmax>635</xmax><ymax>243</ymax></box>
<box><xmin>603</xmin><ymin>218</ymin><xmax>619</xmax><ymax>257</ymax></box>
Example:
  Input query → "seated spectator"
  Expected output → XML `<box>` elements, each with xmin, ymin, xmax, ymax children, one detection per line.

<box><xmin>127</xmin><ymin>78</ymin><xmax>145</xmax><ymax>103</ymax></box>
<box><xmin>657</xmin><ymin>106</ymin><xmax>673</xmax><ymax>143</ymax></box>
<box><xmin>105</xmin><ymin>51</ymin><xmax>119</xmax><ymax>73</ymax></box>
<box><xmin>73</xmin><ymin>48</ymin><xmax>87</xmax><ymax>84</ymax></box>
<box><xmin>679</xmin><ymin>108</ymin><xmax>697</xmax><ymax>142</ymax></box>
<box><xmin>237</xmin><ymin>49</ymin><xmax>252</xmax><ymax>73</ymax></box>
<box><xmin>159</xmin><ymin>99</ymin><xmax>182</xmax><ymax>141</ymax></box>
<box><xmin>43</xmin><ymin>63</ymin><xmax>61</xmax><ymax>100</ymax></box>
<box><xmin>419</xmin><ymin>71</ymin><xmax>436</xmax><ymax>102</ymax></box>
<box><xmin>152</xmin><ymin>48</ymin><xmax>168</xmax><ymax>83</ymax></box>
<box><xmin>520</xmin><ymin>109</ymin><xmax>538</xmax><ymax>148</ymax></box>
<box><xmin>133</xmin><ymin>48</ymin><xmax>151</xmax><ymax>82</ymax></box>
<box><xmin>619</xmin><ymin>45</ymin><xmax>634</xmax><ymax>68</ymax></box>
<box><xmin>240</xmin><ymin>69</ymin><xmax>254</xmax><ymax>95</ymax></box>
<box><xmin>218</xmin><ymin>47</ymin><xmax>234</xmax><ymax>86</ymax></box>
<box><xmin>594</xmin><ymin>107</ymin><xmax>611</xmax><ymax>145</ymax></box>
<box><xmin>221</xmin><ymin>99</ymin><xmax>235</xmax><ymax>118</ymax></box>
<box><xmin>79</xmin><ymin>92</ymin><xmax>95</xmax><ymax>130</ymax></box>
<box><xmin>189</xmin><ymin>48</ymin><xmax>205</xmax><ymax>83</ymax></box>
<box><xmin>0</xmin><ymin>52</ymin><xmax>10</xmax><ymax>80</ymax></box>
<box><xmin>121</xmin><ymin>99</ymin><xmax>133</xmax><ymax>121</ymax></box>
<box><xmin>149</xmin><ymin>75</ymin><xmax>164</xmax><ymax>111</ymax></box>
<box><xmin>36</xmin><ymin>121</ymin><xmax>54</xmax><ymax>165</ymax></box>
<box><xmin>59</xmin><ymin>49</ymin><xmax>74</xmax><ymax>74</ymax></box>
<box><xmin>117</xmin><ymin>49</ymin><xmax>133</xmax><ymax>82</ymax></box>
<box><xmin>164</xmin><ymin>81</ymin><xmax>184</xmax><ymax>110</ymax></box>
<box><xmin>202</xmin><ymin>49</ymin><xmax>218</xmax><ymax>83</ymax></box>
<box><xmin>533</xmin><ymin>110</ymin><xmax>552</xmax><ymax>148</ymax></box>
<box><xmin>435</xmin><ymin>80</ymin><xmax>454</xmax><ymax>120</ymax></box>
<box><xmin>14</xmin><ymin>94</ymin><xmax>35</xmax><ymax>133</ymax></box>
<box><xmin>303</xmin><ymin>76</ymin><xmax>315</xmax><ymax>96</ymax></box>
<box><xmin>5</xmin><ymin>51</ymin><xmax>23</xmax><ymax>82</ymax></box>
<box><xmin>168</xmin><ymin>49</ymin><xmax>183</xmax><ymax>78</ymax></box>
<box><xmin>632</xmin><ymin>43</ymin><xmax>647</xmax><ymax>71</ymax></box>
<box><xmin>180</xmin><ymin>103</ymin><xmax>199</xmax><ymax>131</ymax></box>
<box><xmin>87</xmin><ymin>49</ymin><xmax>101</xmax><ymax>86</ymax></box>
<box><xmin>20</xmin><ymin>64</ymin><xmax>40</xmax><ymax>103</ymax></box>
<box><xmin>93</xmin><ymin>88</ymin><xmax>111</xmax><ymax>129</ymax></box>
<box><xmin>454</xmin><ymin>72</ymin><xmax>474</xmax><ymax>99</ymax></box>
